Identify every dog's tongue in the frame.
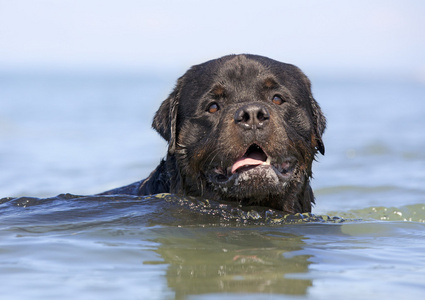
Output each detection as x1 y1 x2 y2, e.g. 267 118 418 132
231 158 264 173
231 152 267 174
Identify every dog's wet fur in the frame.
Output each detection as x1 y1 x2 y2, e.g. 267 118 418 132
103 54 326 213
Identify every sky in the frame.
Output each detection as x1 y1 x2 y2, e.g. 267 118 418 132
0 0 424 78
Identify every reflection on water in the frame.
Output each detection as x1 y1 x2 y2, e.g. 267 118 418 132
151 227 311 297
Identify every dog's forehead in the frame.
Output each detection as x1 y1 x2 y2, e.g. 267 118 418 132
180 55 308 98
181 56 273 101
218 56 266 81
207 55 277 88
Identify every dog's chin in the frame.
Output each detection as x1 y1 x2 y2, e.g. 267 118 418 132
206 162 296 202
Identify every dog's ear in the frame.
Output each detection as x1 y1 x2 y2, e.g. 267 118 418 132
310 95 326 155
152 80 182 155
301 74 326 155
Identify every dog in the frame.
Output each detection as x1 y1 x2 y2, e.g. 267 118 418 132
102 54 326 213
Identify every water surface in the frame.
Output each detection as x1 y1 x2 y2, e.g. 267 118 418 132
0 70 424 299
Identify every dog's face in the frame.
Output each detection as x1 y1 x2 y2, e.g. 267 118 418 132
153 54 326 213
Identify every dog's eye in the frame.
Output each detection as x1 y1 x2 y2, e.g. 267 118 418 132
207 103 220 113
272 95 284 105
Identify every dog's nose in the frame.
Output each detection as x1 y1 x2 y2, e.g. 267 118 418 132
234 103 270 129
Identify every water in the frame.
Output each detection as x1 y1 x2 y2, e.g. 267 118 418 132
0 70 424 299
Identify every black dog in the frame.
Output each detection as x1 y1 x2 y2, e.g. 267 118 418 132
103 54 326 213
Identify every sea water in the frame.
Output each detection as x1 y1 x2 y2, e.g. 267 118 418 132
0 69 424 299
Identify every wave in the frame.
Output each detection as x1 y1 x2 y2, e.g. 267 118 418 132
1 193 424 231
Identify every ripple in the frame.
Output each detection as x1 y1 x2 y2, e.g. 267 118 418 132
327 203 425 223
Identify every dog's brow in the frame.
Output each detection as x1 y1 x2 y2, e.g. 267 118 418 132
263 78 278 89
210 85 226 98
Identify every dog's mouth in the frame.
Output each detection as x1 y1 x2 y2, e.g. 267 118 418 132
210 144 296 185
231 144 270 173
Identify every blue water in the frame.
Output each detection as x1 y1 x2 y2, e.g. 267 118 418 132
0 70 425 299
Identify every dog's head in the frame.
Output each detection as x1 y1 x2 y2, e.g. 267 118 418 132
152 54 326 213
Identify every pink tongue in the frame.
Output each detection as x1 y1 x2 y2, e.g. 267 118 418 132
231 158 264 174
